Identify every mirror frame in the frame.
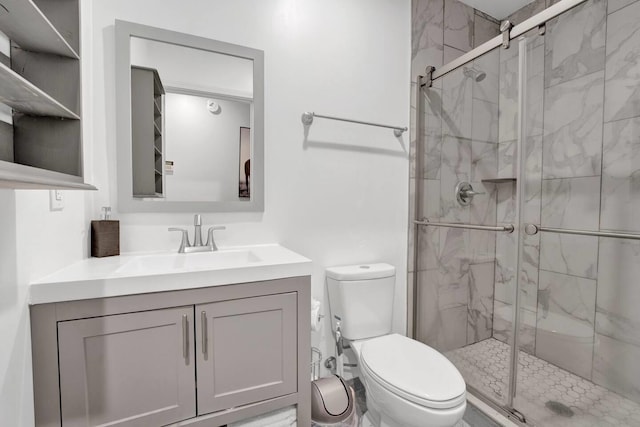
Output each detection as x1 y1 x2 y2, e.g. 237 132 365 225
115 20 264 212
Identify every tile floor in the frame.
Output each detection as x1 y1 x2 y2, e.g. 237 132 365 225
446 338 640 426
347 377 497 427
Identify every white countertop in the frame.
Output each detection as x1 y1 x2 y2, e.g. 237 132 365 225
29 244 312 305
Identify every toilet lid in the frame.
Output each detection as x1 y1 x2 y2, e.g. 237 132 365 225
360 334 466 409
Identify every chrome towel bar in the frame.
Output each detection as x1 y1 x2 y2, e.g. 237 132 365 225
525 225 640 240
301 111 407 136
414 219 514 233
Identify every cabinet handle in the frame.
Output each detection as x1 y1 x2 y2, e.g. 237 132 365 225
201 311 208 356
182 314 189 361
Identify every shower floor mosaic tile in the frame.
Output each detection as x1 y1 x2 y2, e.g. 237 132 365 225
446 338 640 427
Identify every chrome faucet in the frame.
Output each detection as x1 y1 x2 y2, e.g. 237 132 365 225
169 214 226 253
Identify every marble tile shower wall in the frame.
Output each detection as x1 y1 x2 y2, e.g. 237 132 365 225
410 0 501 352
410 0 640 404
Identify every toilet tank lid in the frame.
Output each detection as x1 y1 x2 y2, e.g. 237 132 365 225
326 263 395 281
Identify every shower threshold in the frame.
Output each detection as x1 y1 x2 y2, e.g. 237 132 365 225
446 338 640 426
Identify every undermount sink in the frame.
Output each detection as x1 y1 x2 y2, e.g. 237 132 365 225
116 249 262 275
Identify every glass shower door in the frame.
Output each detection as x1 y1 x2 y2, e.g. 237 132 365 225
512 8 640 423
414 39 522 412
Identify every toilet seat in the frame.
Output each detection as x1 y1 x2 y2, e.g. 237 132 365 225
359 334 466 410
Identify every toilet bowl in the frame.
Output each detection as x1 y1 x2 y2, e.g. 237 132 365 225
352 334 466 427
326 263 467 427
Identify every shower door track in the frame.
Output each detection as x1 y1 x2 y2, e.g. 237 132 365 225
420 0 588 84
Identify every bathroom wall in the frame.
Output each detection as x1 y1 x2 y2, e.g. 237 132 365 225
163 93 250 202
88 0 411 376
410 0 501 351
491 0 640 404
0 2 410 424
0 4 96 422
412 0 640 404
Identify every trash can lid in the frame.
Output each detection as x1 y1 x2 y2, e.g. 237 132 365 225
311 375 354 423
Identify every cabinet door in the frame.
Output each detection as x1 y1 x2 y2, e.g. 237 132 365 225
196 293 297 415
58 307 196 427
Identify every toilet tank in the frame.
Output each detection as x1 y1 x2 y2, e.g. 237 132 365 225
326 263 396 341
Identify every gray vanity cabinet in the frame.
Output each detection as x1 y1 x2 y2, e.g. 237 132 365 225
195 293 298 415
31 277 311 427
57 307 196 427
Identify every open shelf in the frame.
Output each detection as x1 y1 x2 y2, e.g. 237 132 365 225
0 61 80 119
0 160 95 190
0 0 79 59
0 0 90 190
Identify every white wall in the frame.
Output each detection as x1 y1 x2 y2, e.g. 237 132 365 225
0 2 410 424
164 93 250 202
0 1 95 423
91 0 411 375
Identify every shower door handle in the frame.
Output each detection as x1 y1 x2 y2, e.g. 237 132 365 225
524 224 539 235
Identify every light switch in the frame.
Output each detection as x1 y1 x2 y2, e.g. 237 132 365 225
50 190 64 211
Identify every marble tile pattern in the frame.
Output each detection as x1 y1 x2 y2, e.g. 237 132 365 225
448 338 640 427
411 0 444 78
601 116 640 232
498 53 519 144
604 0 640 123
467 261 494 344
444 45 466 65
491 301 537 354
540 232 599 279
444 0 475 53
442 67 473 139
497 141 516 179
541 176 601 231
440 136 471 222
410 0 640 417
608 0 639 14
525 44 545 138
523 135 543 225
596 238 640 348
542 71 604 179
469 181 496 226
536 270 596 378
473 49 500 104
471 142 497 181
421 82 444 180
508 0 547 25
408 177 416 273
411 0 504 354
473 13 499 48
472 99 498 143
543 0 606 88
593 333 640 403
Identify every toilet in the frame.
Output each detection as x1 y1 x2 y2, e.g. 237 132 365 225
326 263 466 427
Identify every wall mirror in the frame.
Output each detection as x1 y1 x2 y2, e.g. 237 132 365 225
115 20 264 212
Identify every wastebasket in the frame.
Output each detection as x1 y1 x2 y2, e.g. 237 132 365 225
311 375 357 427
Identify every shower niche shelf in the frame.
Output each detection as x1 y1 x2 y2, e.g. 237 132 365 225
0 0 95 190
481 177 516 183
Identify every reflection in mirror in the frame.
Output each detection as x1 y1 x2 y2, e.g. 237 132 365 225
129 37 253 202
163 91 250 201
115 20 264 212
